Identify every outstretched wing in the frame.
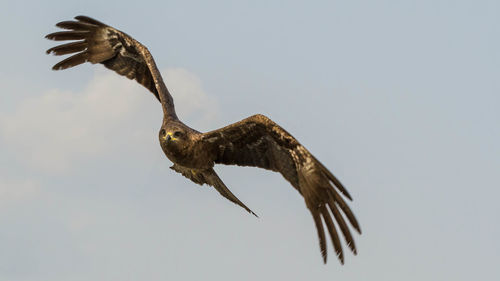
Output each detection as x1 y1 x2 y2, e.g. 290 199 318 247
46 16 177 118
170 164 257 217
201 114 361 264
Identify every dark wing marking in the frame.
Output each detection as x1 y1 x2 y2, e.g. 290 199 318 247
46 15 177 119
200 114 360 264
170 164 257 217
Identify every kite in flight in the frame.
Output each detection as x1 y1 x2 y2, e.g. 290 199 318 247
46 16 361 264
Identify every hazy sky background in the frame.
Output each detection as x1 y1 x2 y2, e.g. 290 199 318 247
1 1 499 280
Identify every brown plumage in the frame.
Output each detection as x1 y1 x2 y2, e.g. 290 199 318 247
46 16 361 264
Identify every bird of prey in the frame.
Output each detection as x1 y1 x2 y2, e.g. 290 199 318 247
46 16 361 264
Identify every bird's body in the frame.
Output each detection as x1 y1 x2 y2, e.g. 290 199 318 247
46 16 361 264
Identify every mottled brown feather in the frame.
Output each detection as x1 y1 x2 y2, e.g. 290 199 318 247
46 16 177 118
201 114 360 263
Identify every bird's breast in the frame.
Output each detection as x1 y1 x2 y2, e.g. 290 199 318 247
160 142 213 169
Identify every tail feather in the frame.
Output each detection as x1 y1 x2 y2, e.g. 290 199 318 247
170 164 257 217
207 169 258 217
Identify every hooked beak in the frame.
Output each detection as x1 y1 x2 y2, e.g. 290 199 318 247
163 132 175 141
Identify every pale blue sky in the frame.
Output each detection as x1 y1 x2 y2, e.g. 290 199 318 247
1 1 499 280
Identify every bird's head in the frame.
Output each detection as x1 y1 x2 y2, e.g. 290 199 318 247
159 125 189 151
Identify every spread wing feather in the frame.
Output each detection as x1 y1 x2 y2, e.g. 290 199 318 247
201 114 361 264
46 15 177 118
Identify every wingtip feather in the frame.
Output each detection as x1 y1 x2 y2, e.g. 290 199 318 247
320 205 344 264
74 15 106 26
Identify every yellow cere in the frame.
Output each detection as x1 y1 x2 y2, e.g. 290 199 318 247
163 131 178 141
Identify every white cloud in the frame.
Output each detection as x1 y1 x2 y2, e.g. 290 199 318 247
164 68 219 128
0 67 218 173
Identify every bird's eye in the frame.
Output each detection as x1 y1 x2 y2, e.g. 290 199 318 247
160 129 166 136
173 131 182 138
